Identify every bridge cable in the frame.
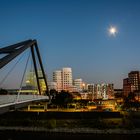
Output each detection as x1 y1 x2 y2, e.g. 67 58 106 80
0 53 25 87
15 51 31 103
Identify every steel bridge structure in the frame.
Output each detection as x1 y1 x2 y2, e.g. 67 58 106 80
0 40 50 114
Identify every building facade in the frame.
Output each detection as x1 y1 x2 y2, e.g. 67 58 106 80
87 83 114 100
128 71 140 91
123 78 131 97
123 71 140 97
73 78 83 92
62 68 73 91
53 70 62 92
53 67 73 92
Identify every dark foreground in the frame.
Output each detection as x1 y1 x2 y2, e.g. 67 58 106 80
0 111 140 139
0 130 140 140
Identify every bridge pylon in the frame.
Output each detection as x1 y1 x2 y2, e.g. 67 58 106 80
0 39 50 99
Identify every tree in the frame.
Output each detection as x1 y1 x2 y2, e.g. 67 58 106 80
51 90 73 108
0 88 8 95
49 89 58 99
123 92 140 110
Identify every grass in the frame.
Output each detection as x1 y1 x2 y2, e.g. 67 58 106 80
0 117 135 129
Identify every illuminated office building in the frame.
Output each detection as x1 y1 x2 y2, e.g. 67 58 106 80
62 68 73 91
123 71 140 97
73 78 83 91
53 70 62 92
53 67 73 92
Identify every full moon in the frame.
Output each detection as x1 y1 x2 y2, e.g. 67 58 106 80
108 26 118 36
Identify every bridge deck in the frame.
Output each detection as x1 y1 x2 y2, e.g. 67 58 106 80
0 95 49 114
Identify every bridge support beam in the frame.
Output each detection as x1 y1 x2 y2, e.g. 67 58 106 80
44 102 48 111
31 45 41 95
28 105 30 111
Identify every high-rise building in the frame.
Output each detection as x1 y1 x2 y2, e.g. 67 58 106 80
87 83 114 100
106 84 114 99
123 78 131 97
95 84 103 99
128 71 140 91
53 70 62 92
53 67 73 92
62 68 73 91
87 84 94 93
73 79 83 91
87 84 94 100
123 71 140 97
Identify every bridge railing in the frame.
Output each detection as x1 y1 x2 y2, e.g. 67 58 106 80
0 95 49 106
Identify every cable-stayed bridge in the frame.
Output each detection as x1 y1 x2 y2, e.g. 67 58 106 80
0 40 50 114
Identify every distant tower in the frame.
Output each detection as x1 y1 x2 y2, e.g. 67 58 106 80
106 84 114 99
53 70 62 92
128 71 140 91
62 68 73 91
123 78 131 97
95 84 102 99
93 83 114 99
123 71 140 97
74 79 83 92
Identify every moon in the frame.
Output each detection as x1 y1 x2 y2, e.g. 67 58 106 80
108 26 118 36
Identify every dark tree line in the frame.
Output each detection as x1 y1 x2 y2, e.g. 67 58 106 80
0 88 8 95
50 90 73 108
123 92 140 110
49 89 90 109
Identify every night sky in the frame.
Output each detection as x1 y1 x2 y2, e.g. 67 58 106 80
0 0 140 89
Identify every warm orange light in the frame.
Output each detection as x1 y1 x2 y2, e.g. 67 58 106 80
82 83 85 87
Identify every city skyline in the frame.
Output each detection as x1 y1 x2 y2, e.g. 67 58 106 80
1 0 140 89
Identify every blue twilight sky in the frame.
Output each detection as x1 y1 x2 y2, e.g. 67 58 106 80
0 0 140 89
